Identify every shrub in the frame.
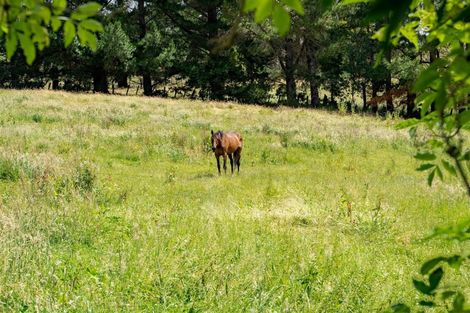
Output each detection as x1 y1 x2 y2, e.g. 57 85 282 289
31 113 43 123
0 157 20 181
73 162 96 192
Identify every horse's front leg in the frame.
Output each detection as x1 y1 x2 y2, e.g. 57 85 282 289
216 156 221 175
223 154 227 174
228 154 234 175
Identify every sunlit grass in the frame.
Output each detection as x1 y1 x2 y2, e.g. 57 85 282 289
0 89 468 312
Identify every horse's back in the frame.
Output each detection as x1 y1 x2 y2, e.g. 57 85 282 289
224 132 243 153
229 132 242 145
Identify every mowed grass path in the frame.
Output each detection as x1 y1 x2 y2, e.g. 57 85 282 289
0 90 468 312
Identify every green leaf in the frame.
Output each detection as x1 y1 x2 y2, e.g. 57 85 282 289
417 92 437 117
434 83 447 112
6 31 18 60
415 152 436 161
418 300 434 307
272 5 290 35
281 0 304 14
390 303 410 313
452 5 470 23
417 163 435 171
428 267 443 290
428 220 470 241
413 67 439 92
51 17 62 32
395 118 421 129
63 20 76 47
1 22 8 34
53 0 66 14
72 2 102 20
453 293 465 311
446 255 463 269
244 0 261 12
461 150 470 161
451 57 470 81
442 160 457 176
18 33 35 65
77 26 97 50
421 257 446 275
458 110 470 126
427 168 436 186
254 0 272 23
79 19 103 32
77 2 102 15
435 166 443 180
366 0 412 46
427 139 444 148
35 6 51 24
413 279 432 295
400 23 419 49
441 291 456 300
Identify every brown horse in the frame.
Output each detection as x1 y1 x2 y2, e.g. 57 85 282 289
211 130 243 175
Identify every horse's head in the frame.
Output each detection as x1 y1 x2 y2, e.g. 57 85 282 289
210 130 223 152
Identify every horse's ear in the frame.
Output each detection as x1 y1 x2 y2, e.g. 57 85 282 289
211 130 214 135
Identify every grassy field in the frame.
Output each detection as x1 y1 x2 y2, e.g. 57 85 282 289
0 89 468 312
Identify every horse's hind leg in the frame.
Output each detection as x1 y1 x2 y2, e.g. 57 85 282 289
228 154 234 175
235 149 241 173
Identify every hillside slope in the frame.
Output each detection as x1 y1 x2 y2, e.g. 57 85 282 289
0 90 468 312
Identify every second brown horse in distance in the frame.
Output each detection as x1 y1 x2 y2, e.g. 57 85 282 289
211 130 243 175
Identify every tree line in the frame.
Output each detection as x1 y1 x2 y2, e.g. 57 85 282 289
0 0 435 116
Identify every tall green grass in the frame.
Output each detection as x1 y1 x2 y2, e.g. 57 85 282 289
0 90 468 312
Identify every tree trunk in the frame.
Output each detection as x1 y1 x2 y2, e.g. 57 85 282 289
427 48 440 112
371 80 379 114
330 85 337 110
207 5 224 100
92 67 109 93
306 42 319 107
138 0 152 96
361 81 368 112
284 37 297 106
350 81 355 112
385 49 393 113
405 90 417 118
429 48 439 63
52 79 59 90
117 74 128 88
207 5 218 39
142 74 152 96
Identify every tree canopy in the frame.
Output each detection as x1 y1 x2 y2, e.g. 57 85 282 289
0 0 431 115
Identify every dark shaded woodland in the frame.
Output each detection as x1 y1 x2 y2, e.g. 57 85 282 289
0 0 433 116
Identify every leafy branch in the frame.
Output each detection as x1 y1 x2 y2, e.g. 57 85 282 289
0 0 103 64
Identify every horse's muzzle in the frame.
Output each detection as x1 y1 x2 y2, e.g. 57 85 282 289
212 147 216 152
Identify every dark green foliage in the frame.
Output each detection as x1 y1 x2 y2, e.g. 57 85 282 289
31 113 43 123
391 303 411 313
0 0 419 113
0 0 102 64
99 22 135 85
